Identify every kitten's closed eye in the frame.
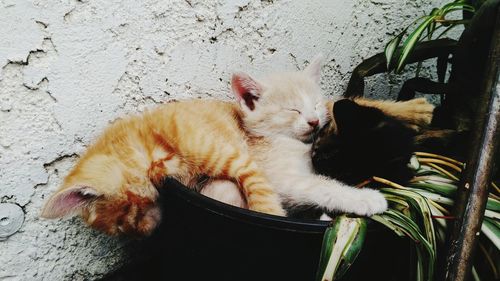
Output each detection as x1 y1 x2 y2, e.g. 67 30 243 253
286 108 301 114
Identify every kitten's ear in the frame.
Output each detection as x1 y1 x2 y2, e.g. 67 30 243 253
304 54 323 83
332 99 362 133
231 72 263 111
41 185 101 218
334 99 383 134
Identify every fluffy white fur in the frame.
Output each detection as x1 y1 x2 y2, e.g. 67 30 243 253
200 180 248 209
202 56 387 216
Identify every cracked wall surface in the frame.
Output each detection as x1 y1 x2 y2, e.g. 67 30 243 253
1 0 446 279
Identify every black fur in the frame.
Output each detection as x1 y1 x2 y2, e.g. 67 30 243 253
312 99 416 185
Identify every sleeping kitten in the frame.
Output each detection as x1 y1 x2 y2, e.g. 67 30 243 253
41 100 285 236
312 98 416 185
201 57 433 216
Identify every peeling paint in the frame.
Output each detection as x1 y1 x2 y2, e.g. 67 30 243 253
0 0 447 279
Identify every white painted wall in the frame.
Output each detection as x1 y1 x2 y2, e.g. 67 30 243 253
0 0 442 279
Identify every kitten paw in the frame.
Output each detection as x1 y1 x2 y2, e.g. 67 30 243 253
250 200 287 216
201 180 248 208
397 98 434 131
148 161 167 187
349 189 388 216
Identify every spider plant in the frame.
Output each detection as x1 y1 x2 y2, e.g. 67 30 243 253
317 152 500 281
384 0 482 73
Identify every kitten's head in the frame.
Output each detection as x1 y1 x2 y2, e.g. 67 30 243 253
231 55 328 142
312 99 415 184
41 155 161 237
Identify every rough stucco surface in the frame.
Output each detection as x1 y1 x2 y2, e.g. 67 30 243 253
1 0 447 279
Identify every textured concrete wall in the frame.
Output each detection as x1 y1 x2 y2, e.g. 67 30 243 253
1 0 443 279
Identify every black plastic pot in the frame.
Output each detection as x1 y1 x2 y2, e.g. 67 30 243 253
154 178 329 280
102 178 411 281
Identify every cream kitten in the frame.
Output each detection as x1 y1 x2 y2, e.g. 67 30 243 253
203 56 388 216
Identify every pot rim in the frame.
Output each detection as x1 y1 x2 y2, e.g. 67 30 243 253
160 178 331 234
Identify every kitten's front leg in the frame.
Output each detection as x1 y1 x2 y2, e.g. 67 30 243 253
280 174 387 216
148 159 168 186
148 153 187 187
353 98 434 131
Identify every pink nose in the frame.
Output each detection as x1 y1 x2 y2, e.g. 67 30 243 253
308 119 319 128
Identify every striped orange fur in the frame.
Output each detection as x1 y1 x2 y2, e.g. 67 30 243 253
41 99 285 236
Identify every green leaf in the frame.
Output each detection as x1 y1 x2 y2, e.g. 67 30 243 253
471 266 481 281
415 168 441 177
484 209 500 220
427 8 440 40
482 218 500 251
384 32 404 69
336 219 367 278
443 7 475 15
316 223 339 280
427 204 447 243
486 197 500 212
316 216 367 281
382 189 437 258
395 14 433 73
430 7 441 16
384 13 429 71
419 164 453 178
440 1 471 14
441 3 475 14
371 215 406 237
382 210 435 281
370 153 499 281
386 196 411 213
427 21 437 40
410 189 454 206
384 0 477 75
408 182 457 197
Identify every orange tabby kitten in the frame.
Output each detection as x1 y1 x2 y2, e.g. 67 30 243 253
41 100 285 236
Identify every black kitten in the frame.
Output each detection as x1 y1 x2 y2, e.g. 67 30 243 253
312 99 416 185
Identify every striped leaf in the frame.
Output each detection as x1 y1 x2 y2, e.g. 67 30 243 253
384 31 404 69
316 216 367 281
482 218 500 251
395 16 437 73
